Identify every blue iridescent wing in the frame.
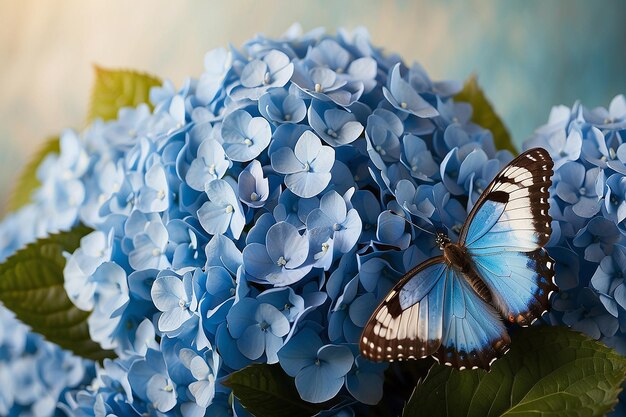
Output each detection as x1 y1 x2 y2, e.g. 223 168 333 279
360 257 510 369
360 257 447 362
460 148 558 326
434 267 510 370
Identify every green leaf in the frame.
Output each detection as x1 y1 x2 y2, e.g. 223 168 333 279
6 136 60 212
454 75 517 155
403 326 626 417
224 364 338 417
88 66 161 122
0 225 115 361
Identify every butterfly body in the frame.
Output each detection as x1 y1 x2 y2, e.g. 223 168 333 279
360 148 558 370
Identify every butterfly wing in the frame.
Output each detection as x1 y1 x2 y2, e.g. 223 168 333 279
360 257 510 369
435 267 510 370
360 257 447 361
460 147 558 326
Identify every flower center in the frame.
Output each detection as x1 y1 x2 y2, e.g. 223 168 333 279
579 187 587 196
277 256 287 266
284 114 292 121
326 128 338 138
225 204 234 214
250 192 259 201
263 72 271 85
401 102 408 109
333 223 342 231
243 138 253 146
321 242 330 252
179 299 188 309
163 384 174 393
208 163 216 175
314 83 323 93
303 162 311 171
260 321 270 331
610 148 617 160
151 248 161 257
157 189 166 200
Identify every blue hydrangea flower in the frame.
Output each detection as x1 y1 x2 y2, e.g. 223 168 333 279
238 160 270 208
221 110 272 162
151 271 196 334
345 355 387 405
226 297 290 363
179 348 220 408
198 179 246 239
306 190 362 254
271 130 335 198
128 348 178 413
278 327 354 403
186 136 231 192
382 63 438 118
230 50 294 101
555 161 603 218
308 100 364 147
243 221 312 286
572 217 621 262
591 245 626 317
258 87 307 125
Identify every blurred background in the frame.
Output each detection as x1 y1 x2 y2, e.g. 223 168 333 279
0 0 624 212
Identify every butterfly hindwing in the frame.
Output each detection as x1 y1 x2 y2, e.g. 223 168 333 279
435 268 510 370
360 257 447 362
461 148 557 326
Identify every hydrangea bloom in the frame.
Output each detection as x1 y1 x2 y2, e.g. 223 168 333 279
1 23 624 416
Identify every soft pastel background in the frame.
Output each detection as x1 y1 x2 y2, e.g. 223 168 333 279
1 0 624 212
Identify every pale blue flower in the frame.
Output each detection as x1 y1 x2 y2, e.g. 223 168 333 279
64 230 115 311
196 48 232 106
152 271 196 334
128 217 171 271
179 348 220 408
221 110 272 162
306 190 362 254
226 298 290 363
243 221 312 286
238 160 270 208
555 161 603 218
230 50 294 101
186 138 231 192
271 130 335 198
308 100 364 147
136 161 171 213
258 87 307 125
128 348 177 413
573 217 621 262
198 179 246 239
383 63 438 118
278 327 354 403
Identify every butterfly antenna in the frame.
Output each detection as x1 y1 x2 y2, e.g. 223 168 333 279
389 210 437 236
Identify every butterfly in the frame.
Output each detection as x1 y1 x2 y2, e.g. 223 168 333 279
360 147 558 370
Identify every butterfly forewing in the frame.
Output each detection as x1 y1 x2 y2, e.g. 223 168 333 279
461 148 557 326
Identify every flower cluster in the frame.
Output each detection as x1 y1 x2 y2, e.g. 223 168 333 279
525 95 626 354
0 306 90 417
0 24 525 415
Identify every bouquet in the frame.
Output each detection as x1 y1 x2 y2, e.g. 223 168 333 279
0 24 625 417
